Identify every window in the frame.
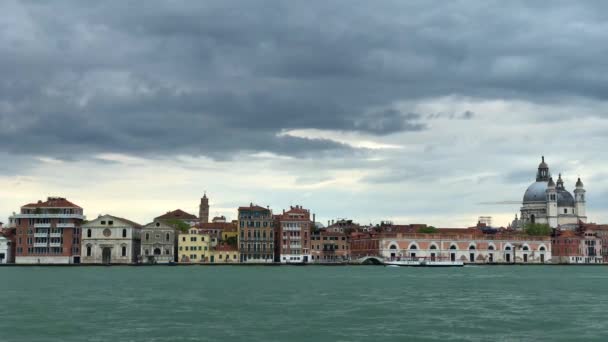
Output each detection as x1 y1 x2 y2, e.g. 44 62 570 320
109 221 114 225
121 246 127 257
166 233 170 241
87 229 91 238
86 245 92 257
101 221 106 225
564 208 568 214
122 229 127 238
145 233 150 241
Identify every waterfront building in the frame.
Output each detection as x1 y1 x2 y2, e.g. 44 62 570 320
310 229 350 263
178 228 211 263
379 231 551 264
350 232 381 260
210 244 239 263
8 197 85 264
81 215 142 264
0 235 11 264
551 228 603 264
141 221 176 264
275 205 312 263
238 204 274 263
155 209 199 226
514 157 587 229
580 223 608 262
198 219 237 244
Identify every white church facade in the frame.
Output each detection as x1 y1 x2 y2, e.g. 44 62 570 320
514 157 586 230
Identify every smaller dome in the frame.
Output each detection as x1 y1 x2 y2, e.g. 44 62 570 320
538 156 548 169
557 190 575 207
576 177 584 188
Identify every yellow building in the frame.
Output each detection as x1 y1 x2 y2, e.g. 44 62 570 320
210 244 239 264
178 229 211 263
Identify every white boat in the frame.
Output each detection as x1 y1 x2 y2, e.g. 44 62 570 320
384 258 464 267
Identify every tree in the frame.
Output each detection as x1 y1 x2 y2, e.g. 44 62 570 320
225 236 238 247
525 223 552 236
165 219 190 233
417 226 438 234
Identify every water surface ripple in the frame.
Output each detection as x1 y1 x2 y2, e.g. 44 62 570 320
0 266 607 341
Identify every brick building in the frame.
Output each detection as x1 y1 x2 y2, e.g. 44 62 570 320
9 197 85 264
238 204 274 263
275 205 312 263
310 230 350 263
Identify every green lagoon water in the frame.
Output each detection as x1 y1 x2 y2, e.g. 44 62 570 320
0 266 607 342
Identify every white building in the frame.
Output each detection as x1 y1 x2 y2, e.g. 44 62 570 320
81 215 142 264
141 221 176 264
514 157 587 230
0 235 11 264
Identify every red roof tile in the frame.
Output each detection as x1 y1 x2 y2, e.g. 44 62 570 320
155 209 198 220
22 197 81 209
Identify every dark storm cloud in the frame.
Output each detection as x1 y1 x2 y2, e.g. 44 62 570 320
2 0 608 159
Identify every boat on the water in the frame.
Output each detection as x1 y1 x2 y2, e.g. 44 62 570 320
384 257 464 267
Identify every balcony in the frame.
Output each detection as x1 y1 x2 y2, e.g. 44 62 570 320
10 213 86 220
33 242 48 248
50 233 62 238
34 223 51 228
49 242 62 247
34 233 49 238
57 223 75 228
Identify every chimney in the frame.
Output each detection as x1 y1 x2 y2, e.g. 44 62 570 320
313 213 316 224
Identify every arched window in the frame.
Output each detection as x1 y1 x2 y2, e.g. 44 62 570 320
145 233 149 241
430 245 437 250
450 245 457 250
389 245 397 250
86 245 92 257
488 245 495 250
87 229 91 238
540 246 546 251
505 246 512 251
165 233 170 241
523 246 529 251
409 245 418 250
469 245 476 250
121 246 127 257
122 229 127 238
144 249 149 256
154 248 161 256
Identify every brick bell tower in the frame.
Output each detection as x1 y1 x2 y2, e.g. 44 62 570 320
199 193 209 224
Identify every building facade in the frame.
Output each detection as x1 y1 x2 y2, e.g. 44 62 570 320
178 228 211 263
210 244 239 264
238 204 274 263
310 230 351 263
141 221 176 264
9 197 85 264
81 215 142 264
276 205 312 263
0 235 11 264
515 157 587 230
552 229 603 264
380 233 551 264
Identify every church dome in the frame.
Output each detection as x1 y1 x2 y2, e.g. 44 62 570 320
557 189 575 207
523 181 548 203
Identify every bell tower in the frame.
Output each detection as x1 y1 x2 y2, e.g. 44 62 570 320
574 178 587 223
546 177 558 228
199 193 209 224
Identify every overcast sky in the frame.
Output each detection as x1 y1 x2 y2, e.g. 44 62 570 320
2 0 608 227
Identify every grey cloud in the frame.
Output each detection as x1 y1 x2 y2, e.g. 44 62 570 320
2 1 608 160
